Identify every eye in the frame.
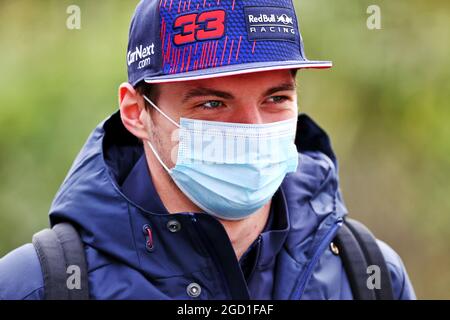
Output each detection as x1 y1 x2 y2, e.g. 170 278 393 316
267 96 289 104
198 100 224 110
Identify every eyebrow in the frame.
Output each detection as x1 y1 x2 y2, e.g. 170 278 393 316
182 88 234 103
181 82 296 103
263 83 296 97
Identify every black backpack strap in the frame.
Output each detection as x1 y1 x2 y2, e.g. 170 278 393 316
32 222 89 300
334 220 376 300
344 218 394 300
334 218 394 300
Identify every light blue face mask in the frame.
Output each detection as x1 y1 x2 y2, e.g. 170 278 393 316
143 95 299 220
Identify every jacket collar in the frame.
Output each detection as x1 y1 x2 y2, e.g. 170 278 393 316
120 153 167 215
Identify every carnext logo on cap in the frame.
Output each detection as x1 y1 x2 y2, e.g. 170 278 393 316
127 43 155 69
244 7 297 42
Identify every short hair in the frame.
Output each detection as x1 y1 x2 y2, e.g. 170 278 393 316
134 81 159 111
291 68 298 78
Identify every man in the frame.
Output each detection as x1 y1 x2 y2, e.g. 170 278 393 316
0 0 415 299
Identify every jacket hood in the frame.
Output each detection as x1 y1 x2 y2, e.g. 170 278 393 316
48 110 348 298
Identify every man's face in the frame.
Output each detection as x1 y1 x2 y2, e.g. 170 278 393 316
146 69 298 168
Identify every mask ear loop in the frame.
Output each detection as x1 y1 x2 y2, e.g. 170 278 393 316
143 95 180 174
143 95 180 128
146 140 172 173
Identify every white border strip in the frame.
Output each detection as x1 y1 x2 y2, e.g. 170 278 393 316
144 62 332 84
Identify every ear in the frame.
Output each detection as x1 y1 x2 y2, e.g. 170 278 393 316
118 82 151 141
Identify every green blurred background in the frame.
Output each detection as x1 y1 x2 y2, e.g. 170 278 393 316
0 0 449 298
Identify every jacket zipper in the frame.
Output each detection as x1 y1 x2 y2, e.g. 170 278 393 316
291 220 342 300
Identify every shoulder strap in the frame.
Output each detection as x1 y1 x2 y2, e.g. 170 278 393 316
32 223 89 300
344 218 394 300
334 218 394 300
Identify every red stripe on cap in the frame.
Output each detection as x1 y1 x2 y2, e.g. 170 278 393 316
207 42 212 68
235 36 242 61
220 36 228 66
203 42 208 68
171 47 176 70
175 49 181 73
180 47 187 72
161 20 167 64
212 40 219 66
207 42 214 67
166 37 172 63
186 45 193 72
209 41 215 67
203 43 209 68
227 39 235 65
200 43 206 69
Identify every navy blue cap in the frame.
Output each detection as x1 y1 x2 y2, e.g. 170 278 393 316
127 0 332 86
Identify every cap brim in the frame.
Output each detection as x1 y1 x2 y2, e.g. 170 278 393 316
144 60 332 84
